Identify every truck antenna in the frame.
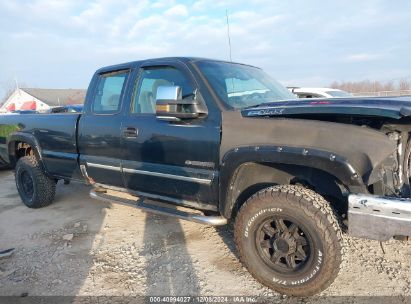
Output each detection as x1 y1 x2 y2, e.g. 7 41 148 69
225 9 233 62
225 9 235 93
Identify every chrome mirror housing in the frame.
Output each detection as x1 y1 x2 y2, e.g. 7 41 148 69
155 86 206 121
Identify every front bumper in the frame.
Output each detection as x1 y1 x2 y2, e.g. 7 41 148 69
348 194 411 241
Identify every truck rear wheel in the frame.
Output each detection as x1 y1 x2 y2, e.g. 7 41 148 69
15 156 56 208
234 185 343 296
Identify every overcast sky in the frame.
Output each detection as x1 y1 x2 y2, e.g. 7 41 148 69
1 0 410 99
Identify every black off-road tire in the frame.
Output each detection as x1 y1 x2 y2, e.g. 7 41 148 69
234 185 343 297
15 156 56 208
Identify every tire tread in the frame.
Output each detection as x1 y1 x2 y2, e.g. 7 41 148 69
15 156 56 208
234 185 344 296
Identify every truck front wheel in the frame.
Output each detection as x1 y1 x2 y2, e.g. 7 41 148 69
15 156 56 208
234 185 343 296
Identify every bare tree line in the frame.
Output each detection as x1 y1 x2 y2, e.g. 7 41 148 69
330 79 411 95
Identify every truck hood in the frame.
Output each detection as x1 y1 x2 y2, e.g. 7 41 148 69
241 96 411 119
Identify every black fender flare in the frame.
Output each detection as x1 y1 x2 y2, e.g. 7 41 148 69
7 132 49 175
219 145 367 218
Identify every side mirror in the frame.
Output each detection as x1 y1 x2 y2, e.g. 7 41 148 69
155 86 206 121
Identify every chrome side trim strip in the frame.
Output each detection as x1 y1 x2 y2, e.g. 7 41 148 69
86 162 212 185
122 168 212 185
86 162 122 172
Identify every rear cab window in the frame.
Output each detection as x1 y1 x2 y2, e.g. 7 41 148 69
92 70 130 114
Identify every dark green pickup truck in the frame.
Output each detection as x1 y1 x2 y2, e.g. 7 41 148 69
1 57 411 296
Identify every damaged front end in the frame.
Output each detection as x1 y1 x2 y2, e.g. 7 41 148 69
349 126 411 241
241 97 411 241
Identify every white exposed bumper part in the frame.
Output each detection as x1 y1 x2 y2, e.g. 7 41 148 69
348 194 411 241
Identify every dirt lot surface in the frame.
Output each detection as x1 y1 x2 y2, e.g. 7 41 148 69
1 169 411 302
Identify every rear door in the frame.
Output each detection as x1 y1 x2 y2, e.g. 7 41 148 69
78 68 132 187
120 62 221 209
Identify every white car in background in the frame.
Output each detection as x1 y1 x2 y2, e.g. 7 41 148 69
288 87 352 98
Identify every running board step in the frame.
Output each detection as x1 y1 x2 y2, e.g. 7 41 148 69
90 189 227 226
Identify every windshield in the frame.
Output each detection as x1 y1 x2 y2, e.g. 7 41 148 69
196 61 295 109
326 90 352 97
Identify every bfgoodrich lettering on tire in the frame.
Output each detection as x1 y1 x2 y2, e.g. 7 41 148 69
234 185 343 296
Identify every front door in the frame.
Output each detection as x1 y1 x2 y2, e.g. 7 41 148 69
121 63 220 209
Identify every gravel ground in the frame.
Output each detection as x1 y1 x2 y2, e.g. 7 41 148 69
1 169 411 303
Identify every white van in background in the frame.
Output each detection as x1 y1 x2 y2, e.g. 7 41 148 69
288 87 352 98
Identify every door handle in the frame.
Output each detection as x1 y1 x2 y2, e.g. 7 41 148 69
123 127 138 138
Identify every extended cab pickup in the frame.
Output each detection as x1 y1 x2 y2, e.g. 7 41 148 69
1 57 411 296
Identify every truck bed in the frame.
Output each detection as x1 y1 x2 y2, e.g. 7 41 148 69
0 113 82 178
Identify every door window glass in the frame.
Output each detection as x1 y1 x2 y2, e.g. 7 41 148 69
93 70 129 114
131 67 194 114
